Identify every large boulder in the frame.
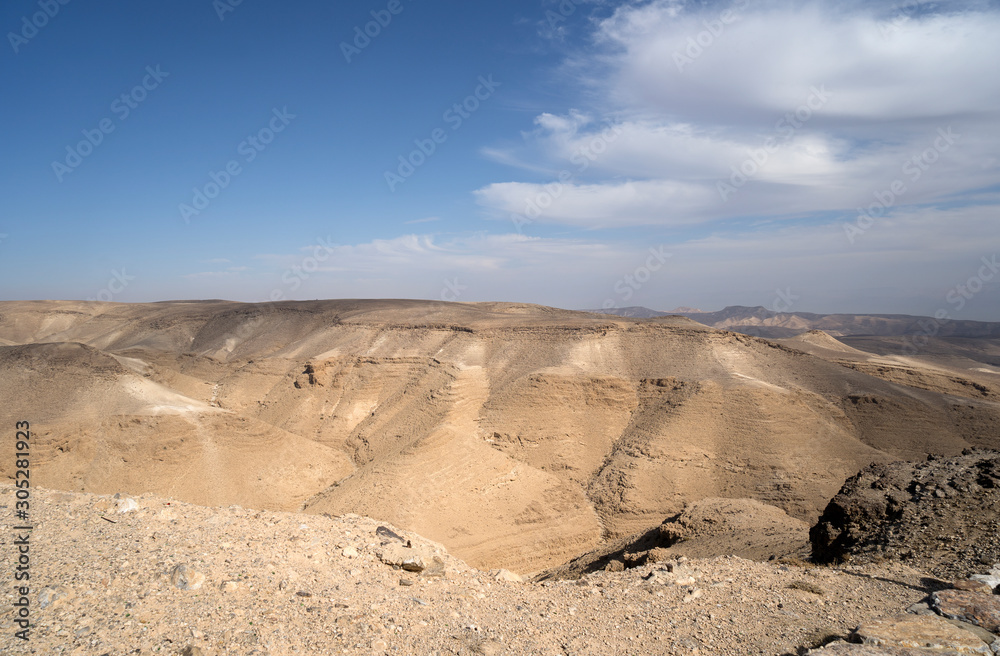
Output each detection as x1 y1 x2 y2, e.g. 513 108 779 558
810 449 1000 578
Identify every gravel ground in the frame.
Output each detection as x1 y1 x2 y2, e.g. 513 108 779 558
0 485 937 656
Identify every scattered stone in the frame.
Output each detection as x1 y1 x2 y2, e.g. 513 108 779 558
491 569 522 583
789 579 826 595
169 565 205 591
295 591 312 597
475 639 504 655
539 498 809 580
907 601 936 616
114 497 139 513
37 585 74 610
931 590 1000 633
810 642 965 654
969 568 1000 593
378 542 429 572
376 526 407 544
641 565 699 587
420 557 446 579
180 647 204 656
341 545 358 558
851 613 992 654
10 483 990 656
682 588 702 603
642 568 671 585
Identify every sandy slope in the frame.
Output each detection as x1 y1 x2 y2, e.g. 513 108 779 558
1 300 999 573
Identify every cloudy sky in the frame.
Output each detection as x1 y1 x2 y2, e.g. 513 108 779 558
1 0 998 319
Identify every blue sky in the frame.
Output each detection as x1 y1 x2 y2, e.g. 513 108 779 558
1 0 999 320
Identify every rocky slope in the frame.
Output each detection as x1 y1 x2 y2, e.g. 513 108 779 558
3 484 992 656
810 449 1000 579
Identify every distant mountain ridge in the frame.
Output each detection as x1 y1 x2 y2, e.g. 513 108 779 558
582 306 672 319
585 305 1000 339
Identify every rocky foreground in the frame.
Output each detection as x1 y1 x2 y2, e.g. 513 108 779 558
811 449 1000 579
3 486 1000 655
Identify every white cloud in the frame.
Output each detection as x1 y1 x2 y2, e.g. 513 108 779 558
476 179 718 227
475 0 1000 230
596 1 1000 122
307 233 621 274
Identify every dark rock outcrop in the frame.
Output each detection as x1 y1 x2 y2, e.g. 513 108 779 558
810 449 1000 578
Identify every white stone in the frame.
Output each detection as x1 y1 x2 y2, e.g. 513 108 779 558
970 574 1000 590
115 498 139 513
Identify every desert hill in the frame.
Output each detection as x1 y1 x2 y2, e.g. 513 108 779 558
2 300 1000 574
581 306 673 319
589 305 1000 341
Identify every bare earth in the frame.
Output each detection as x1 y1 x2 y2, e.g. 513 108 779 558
0 485 935 656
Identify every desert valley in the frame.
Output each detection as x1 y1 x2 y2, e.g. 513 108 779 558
2 299 1000 655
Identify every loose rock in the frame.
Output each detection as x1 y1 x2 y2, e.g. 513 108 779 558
954 580 997 595
114 497 139 513
852 613 992 654
170 565 206 591
378 542 430 572
931 590 1000 633
491 569 522 583
810 450 1000 579
970 567 1000 593
37 585 74 609
810 643 968 654
376 525 407 544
